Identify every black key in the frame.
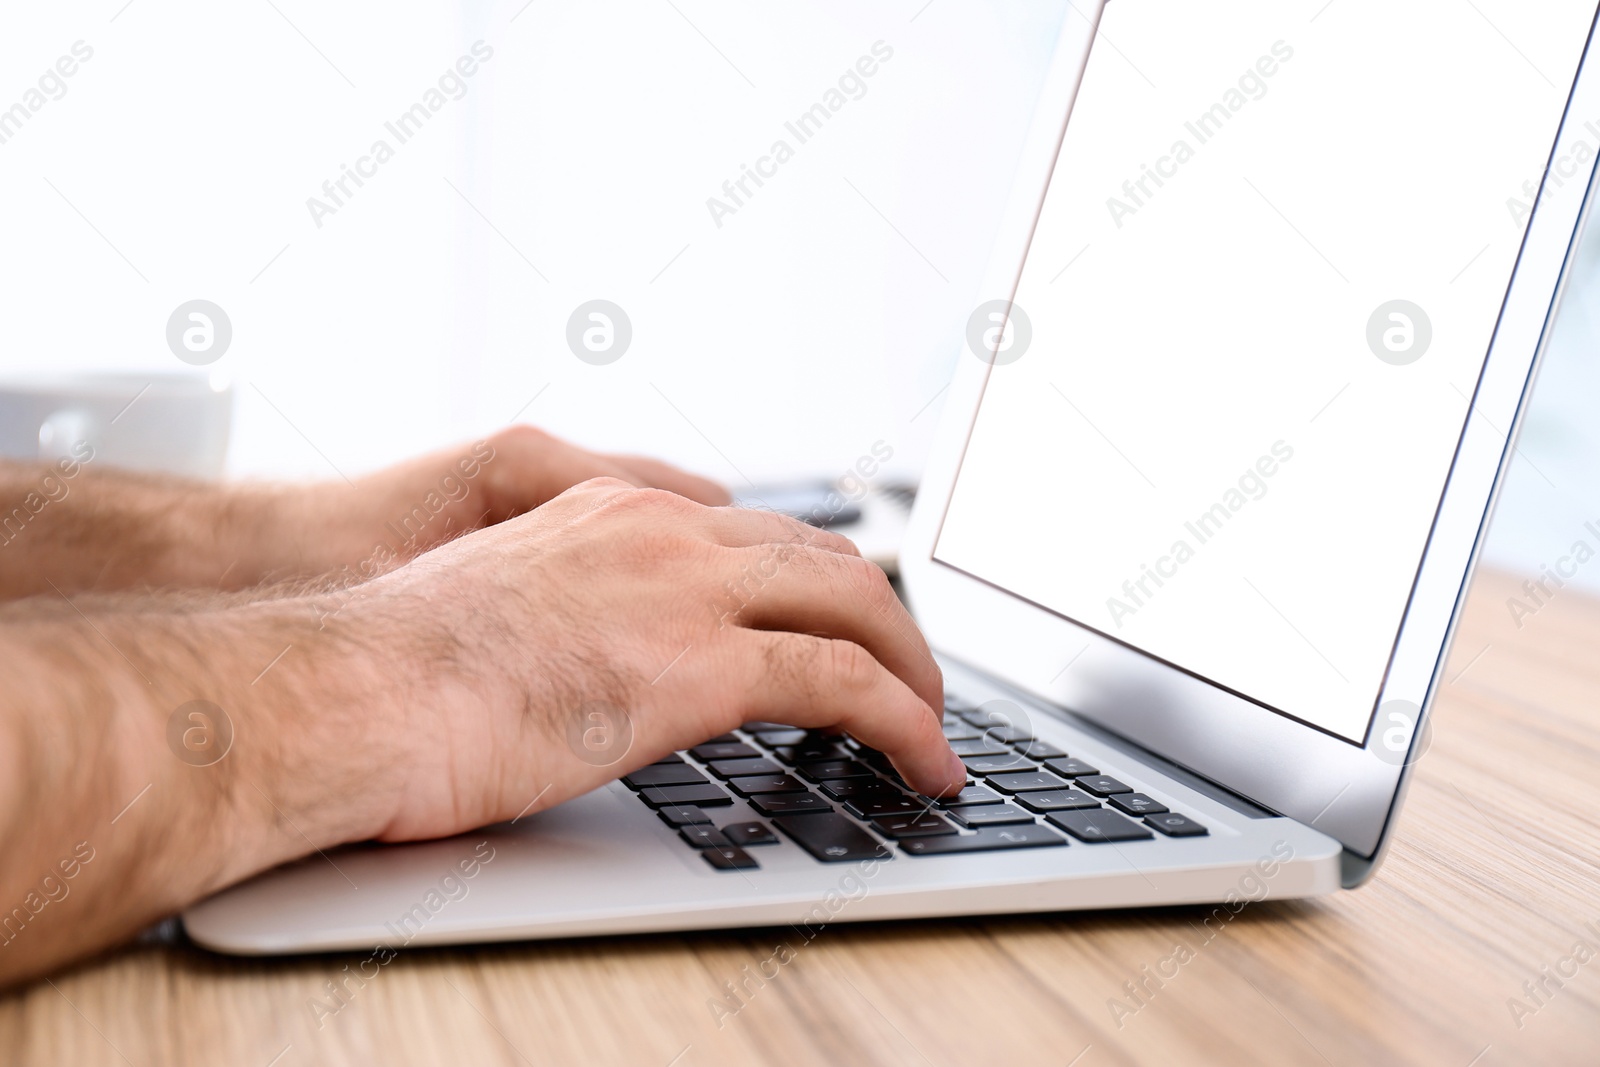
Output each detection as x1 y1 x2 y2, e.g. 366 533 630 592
976 725 1034 744
750 793 832 816
772 813 891 862
701 733 740 745
622 764 709 790
741 721 797 733
690 742 759 762
1075 775 1133 797
772 742 851 765
1047 809 1153 842
951 804 1037 828
935 785 1005 808
985 771 1070 795
819 779 902 802
851 755 920 790
679 826 731 849
702 845 759 870
752 729 808 748
797 759 875 782
651 753 686 765
870 812 958 838
942 723 980 741
1043 758 1100 778
844 796 927 820
707 757 783 779
720 821 778 847
963 755 1038 776
900 824 1066 855
657 805 712 827
1108 793 1168 816
1012 741 1067 760
854 749 898 774
1016 789 1100 813
727 774 808 797
638 784 733 808
948 737 1011 757
1146 812 1208 837
957 708 1032 739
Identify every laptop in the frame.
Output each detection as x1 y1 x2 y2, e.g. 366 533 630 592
184 0 1600 954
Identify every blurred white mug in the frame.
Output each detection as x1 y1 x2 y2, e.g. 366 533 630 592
0 372 233 481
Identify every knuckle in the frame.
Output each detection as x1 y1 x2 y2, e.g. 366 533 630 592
821 531 862 556
573 475 640 498
834 552 893 602
493 423 552 450
604 484 697 514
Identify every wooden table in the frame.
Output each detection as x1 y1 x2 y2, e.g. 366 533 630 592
4 568 1598 1066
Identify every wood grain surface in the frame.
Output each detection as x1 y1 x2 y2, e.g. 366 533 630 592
3 567 1597 1067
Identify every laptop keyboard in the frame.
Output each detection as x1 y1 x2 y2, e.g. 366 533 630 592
622 701 1209 871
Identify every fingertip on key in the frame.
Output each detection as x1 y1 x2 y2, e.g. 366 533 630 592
943 748 969 795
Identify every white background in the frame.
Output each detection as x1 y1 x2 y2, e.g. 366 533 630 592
0 0 1066 485
936 0 1595 739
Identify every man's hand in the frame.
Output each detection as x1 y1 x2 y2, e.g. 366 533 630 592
0 425 729 600
334 477 965 841
280 426 733 584
0 472 961 990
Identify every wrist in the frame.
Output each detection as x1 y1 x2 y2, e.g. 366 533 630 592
234 594 413 853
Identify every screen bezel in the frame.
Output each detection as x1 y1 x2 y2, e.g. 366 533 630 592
899 0 1600 863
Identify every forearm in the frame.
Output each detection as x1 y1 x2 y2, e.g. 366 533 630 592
0 590 405 988
0 460 353 599
0 439 509 602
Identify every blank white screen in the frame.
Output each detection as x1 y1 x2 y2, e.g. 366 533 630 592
936 0 1594 741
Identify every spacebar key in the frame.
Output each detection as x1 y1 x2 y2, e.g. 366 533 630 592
771 813 891 862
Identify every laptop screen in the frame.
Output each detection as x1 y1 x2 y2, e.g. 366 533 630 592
935 0 1595 743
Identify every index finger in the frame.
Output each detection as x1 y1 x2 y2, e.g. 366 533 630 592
735 630 965 797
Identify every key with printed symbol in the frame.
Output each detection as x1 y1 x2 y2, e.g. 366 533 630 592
1016 789 1100 813
679 826 731 849
656 805 711 827
1047 809 1153 842
772 813 890 862
935 786 1005 808
963 755 1038 776
707 757 784 779
900 824 1066 855
702 845 759 870
844 796 926 820
950 804 1036 828
726 774 808 797
1146 812 1207 837
796 759 875 782
1108 793 1168 816
870 812 958 838
819 779 902 802
720 821 778 847
690 742 759 762
986 771 1070 794
1074 775 1133 797
750 793 831 816
1043 758 1100 778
